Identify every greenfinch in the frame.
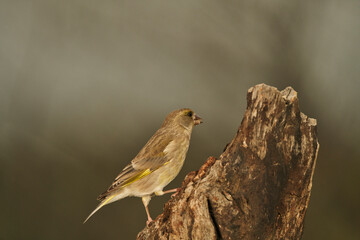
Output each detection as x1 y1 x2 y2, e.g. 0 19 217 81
84 108 202 224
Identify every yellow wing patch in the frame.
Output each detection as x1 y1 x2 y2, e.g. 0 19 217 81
121 168 152 188
120 160 171 188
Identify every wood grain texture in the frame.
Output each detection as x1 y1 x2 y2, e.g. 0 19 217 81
137 84 319 240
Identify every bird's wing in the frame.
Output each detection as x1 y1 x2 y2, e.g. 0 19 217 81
97 131 174 201
131 129 175 170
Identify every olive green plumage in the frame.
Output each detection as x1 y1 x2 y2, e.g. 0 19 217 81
84 108 202 224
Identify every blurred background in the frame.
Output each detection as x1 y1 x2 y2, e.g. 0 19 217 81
1 0 359 239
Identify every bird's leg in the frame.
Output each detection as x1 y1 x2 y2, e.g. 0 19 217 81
162 188 180 195
141 196 152 225
155 188 180 197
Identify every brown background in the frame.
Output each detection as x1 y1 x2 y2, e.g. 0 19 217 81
1 1 359 239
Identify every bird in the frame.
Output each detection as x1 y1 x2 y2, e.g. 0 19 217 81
84 108 203 224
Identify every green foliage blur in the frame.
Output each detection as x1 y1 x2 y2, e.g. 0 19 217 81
1 1 359 239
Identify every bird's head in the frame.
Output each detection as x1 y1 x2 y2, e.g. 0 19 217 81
162 108 203 131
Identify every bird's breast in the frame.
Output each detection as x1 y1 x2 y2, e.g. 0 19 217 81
157 137 190 187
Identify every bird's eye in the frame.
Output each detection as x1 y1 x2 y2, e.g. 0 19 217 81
187 111 193 117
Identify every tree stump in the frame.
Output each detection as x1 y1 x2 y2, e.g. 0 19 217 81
137 84 319 240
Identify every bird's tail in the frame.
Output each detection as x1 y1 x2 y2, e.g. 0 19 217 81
83 195 115 223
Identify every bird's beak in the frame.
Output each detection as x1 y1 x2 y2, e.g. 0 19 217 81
193 114 203 126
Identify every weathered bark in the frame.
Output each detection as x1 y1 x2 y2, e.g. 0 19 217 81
137 84 319 240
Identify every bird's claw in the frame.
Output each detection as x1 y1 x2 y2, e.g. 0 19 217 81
146 217 153 226
171 188 181 198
